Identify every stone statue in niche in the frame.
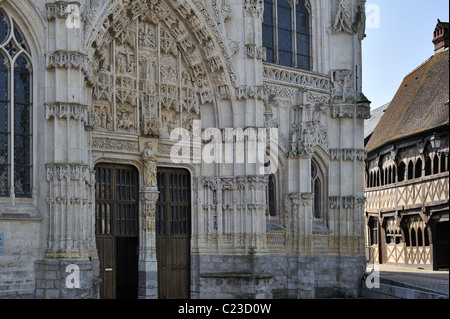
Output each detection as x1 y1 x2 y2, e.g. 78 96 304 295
94 105 113 131
142 142 158 188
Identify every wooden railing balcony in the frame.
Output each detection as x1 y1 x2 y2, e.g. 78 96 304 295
365 172 449 213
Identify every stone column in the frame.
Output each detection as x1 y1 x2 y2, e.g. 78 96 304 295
138 141 159 299
35 1 99 299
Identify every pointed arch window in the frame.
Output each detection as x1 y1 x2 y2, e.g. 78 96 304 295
267 174 277 217
311 161 322 219
0 10 32 198
263 0 311 70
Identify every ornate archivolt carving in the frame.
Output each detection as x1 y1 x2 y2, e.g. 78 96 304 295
85 0 238 84
84 0 241 139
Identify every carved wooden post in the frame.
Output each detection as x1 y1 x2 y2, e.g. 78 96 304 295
138 141 159 299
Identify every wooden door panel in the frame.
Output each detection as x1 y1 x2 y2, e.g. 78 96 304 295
96 236 115 299
156 168 191 299
95 164 139 299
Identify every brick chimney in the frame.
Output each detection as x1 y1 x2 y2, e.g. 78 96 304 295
433 19 449 53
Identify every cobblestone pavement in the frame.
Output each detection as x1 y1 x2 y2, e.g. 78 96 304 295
374 264 449 295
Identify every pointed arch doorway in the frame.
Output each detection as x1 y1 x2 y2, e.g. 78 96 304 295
95 164 139 299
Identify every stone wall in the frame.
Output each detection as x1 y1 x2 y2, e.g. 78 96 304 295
0 218 40 299
192 253 366 299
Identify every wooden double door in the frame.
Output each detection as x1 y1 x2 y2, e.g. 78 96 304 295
95 165 191 299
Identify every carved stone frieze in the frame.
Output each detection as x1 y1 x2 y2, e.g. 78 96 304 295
46 50 93 84
331 104 371 119
46 1 81 21
246 44 266 60
330 149 367 161
46 163 95 185
236 85 265 100
45 102 89 122
92 137 140 153
329 196 366 209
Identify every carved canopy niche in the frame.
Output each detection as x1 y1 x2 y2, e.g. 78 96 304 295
87 0 234 139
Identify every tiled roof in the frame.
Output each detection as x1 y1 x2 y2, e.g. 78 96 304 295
365 49 449 152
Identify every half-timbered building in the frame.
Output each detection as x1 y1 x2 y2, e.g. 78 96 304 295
365 20 449 271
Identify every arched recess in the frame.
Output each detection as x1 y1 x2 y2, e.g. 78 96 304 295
312 146 329 223
83 0 238 137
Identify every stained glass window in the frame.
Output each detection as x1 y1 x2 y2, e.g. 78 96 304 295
0 53 8 196
263 0 274 63
0 9 32 198
262 0 311 70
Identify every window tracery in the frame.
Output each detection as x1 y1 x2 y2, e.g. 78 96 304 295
263 0 311 70
0 9 32 198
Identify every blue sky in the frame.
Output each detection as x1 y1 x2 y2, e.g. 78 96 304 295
362 0 450 109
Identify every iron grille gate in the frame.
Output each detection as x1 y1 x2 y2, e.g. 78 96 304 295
156 168 191 299
95 164 139 299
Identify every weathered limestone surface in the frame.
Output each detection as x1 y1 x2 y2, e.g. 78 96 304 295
0 0 369 299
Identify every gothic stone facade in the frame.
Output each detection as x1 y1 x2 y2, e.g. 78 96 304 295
0 0 369 299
